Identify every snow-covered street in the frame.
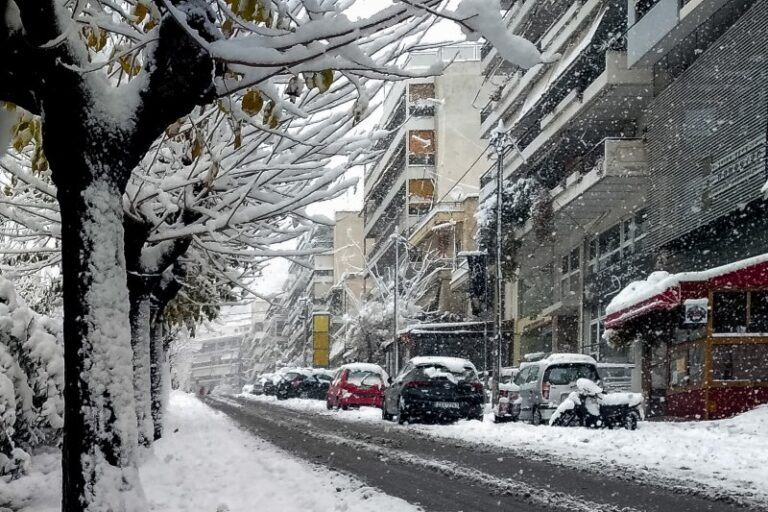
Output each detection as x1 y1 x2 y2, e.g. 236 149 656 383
235 393 768 506
1 392 420 512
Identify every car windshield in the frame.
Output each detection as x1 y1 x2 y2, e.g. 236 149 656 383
315 374 332 382
544 364 599 385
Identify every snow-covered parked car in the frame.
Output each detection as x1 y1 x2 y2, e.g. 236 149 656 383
382 356 484 424
326 363 389 410
514 353 600 425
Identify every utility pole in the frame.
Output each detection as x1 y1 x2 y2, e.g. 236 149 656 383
392 233 400 376
489 122 513 404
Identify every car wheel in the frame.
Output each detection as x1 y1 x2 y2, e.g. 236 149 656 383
341 403 349 411
397 397 409 425
624 411 639 431
531 407 543 426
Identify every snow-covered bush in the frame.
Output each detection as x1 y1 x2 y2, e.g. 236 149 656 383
0 276 63 480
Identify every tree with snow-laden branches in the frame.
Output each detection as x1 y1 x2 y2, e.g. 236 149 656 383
0 0 544 509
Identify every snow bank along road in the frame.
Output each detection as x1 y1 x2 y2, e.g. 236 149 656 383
207 396 763 512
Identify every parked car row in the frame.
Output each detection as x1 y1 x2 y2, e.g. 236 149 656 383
241 353 642 429
242 367 334 400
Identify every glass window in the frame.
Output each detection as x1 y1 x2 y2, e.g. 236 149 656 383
570 248 580 270
713 292 748 333
749 292 768 333
712 344 768 381
543 364 599 385
527 365 540 383
514 367 530 385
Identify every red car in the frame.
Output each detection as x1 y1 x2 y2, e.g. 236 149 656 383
326 363 389 410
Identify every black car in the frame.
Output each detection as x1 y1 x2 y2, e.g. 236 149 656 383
276 369 332 400
275 370 313 400
306 370 333 400
382 357 484 424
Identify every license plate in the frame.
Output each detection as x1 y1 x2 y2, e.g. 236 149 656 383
435 401 460 409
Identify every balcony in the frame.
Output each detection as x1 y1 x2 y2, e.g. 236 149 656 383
517 138 649 246
407 201 466 246
481 52 653 200
627 0 734 68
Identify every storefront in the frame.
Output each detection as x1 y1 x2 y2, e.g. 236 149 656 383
604 254 768 420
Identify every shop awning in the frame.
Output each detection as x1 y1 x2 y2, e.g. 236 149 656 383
604 253 768 329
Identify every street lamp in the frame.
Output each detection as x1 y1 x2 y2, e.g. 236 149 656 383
488 121 514 404
389 232 413 376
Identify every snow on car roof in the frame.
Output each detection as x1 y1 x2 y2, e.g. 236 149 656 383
410 356 477 373
341 362 389 382
536 353 597 365
341 362 385 373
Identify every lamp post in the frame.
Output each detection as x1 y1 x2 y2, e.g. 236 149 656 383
390 233 402 376
489 122 514 404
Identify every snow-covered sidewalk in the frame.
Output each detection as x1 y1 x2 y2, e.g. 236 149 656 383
238 393 768 504
2 392 421 512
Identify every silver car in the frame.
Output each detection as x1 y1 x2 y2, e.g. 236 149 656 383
514 354 600 425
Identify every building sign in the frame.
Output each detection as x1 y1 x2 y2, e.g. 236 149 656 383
683 298 708 324
312 313 330 367
707 136 767 198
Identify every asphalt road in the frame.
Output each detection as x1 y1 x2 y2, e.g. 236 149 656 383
206 397 763 512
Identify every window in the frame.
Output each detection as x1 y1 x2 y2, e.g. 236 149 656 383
588 210 648 274
749 292 768 333
408 130 435 165
544 364 599 385
408 83 435 116
514 366 530 385
560 247 581 297
669 344 704 388
598 224 621 267
712 344 768 381
713 291 749 334
408 178 434 202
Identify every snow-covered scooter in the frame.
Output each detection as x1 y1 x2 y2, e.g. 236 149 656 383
493 382 522 423
549 378 643 430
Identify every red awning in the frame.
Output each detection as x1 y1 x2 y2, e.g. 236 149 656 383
604 254 768 330
604 286 680 329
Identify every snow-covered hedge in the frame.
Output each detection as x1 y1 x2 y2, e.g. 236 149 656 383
0 276 63 481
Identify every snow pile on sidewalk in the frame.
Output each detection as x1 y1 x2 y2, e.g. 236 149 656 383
3 392 421 512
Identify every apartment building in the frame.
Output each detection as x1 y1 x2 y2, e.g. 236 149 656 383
240 298 269 383
252 224 334 369
477 0 651 365
475 0 768 418
325 211 366 365
603 0 768 418
189 333 244 393
363 43 486 295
